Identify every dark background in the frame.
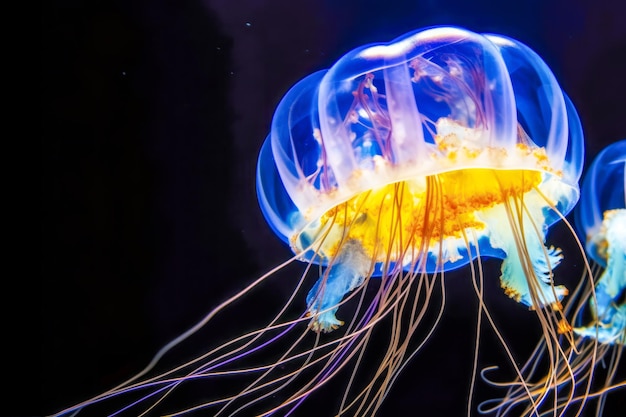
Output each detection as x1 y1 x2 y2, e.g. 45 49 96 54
40 0 626 416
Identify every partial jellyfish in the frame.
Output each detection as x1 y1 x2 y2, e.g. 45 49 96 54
481 140 624 417
52 26 584 417
575 140 626 346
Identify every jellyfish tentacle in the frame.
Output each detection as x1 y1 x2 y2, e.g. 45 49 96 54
481 140 626 417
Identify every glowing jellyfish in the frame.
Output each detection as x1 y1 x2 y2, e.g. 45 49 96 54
575 139 626 345
53 26 584 417
480 140 624 417
571 139 626 415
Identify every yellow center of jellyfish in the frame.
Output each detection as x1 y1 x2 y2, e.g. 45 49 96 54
315 168 542 263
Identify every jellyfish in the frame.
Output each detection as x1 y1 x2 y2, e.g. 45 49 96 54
574 140 626 346
52 26 584 417
572 139 626 415
480 140 624 417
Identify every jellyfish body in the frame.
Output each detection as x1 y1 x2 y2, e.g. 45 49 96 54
257 26 583 332
54 26 584 417
575 140 626 345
